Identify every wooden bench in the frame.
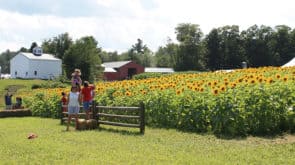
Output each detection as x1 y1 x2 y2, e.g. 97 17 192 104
95 102 145 134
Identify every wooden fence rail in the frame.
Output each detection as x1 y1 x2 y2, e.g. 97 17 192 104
61 102 145 134
95 102 145 134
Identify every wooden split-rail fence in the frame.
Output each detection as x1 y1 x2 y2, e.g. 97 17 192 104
61 102 145 134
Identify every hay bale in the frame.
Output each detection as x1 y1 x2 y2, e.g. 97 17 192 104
86 119 98 129
0 109 32 118
76 119 87 130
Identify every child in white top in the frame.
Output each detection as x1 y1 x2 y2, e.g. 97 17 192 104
66 86 81 131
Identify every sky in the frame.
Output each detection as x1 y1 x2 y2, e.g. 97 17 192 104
1 0 295 53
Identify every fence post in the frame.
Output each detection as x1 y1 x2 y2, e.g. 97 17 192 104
60 103 64 125
96 105 100 128
139 102 145 134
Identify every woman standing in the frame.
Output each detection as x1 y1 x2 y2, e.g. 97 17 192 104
66 86 81 131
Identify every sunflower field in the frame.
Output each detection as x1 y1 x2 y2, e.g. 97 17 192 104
22 66 295 136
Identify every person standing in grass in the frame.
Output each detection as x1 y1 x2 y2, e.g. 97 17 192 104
61 92 67 112
66 86 81 131
81 81 92 120
4 92 13 110
89 84 95 108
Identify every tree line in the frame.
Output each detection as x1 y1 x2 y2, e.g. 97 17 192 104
1 24 295 80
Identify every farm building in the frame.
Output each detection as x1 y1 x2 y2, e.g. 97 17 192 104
102 61 144 81
10 47 62 79
145 67 174 73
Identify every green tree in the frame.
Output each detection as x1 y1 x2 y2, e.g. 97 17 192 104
42 33 73 60
108 51 119 62
127 39 153 67
0 50 16 73
99 51 119 63
29 42 38 52
205 28 222 70
241 25 274 67
118 51 130 61
290 28 295 59
19 47 28 52
217 25 245 69
175 23 205 71
98 51 109 62
273 25 294 65
132 38 146 54
155 38 178 67
63 36 101 82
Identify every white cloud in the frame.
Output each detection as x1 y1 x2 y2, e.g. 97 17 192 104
1 0 295 53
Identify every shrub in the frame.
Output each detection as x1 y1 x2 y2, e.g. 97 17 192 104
31 84 42 89
133 72 163 80
24 92 61 118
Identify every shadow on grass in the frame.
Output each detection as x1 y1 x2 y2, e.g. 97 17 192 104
95 126 144 136
147 124 295 141
59 122 144 136
208 131 295 141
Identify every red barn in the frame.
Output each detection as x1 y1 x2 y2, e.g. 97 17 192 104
102 61 144 81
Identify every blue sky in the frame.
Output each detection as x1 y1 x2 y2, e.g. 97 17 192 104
0 0 295 53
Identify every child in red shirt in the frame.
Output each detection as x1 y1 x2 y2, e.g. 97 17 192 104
61 92 67 112
81 81 92 120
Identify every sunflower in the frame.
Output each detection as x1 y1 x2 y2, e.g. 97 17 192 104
250 79 256 84
141 90 147 95
199 87 204 92
213 89 219 95
125 91 132 96
220 86 226 92
231 83 236 88
176 89 182 95
267 78 274 84
193 86 198 91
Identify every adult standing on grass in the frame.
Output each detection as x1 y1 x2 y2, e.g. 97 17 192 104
81 81 92 120
66 86 81 131
4 92 13 110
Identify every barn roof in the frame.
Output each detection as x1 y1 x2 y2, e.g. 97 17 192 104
145 67 174 73
102 61 132 68
104 67 117 72
282 57 295 67
19 52 61 61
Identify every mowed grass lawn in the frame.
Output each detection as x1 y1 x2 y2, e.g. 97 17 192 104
0 117 294 165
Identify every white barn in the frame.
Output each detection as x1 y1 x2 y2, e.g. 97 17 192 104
10 47 62 79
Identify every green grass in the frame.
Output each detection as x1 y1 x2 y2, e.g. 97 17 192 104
0 117 294 164
0 79 46 109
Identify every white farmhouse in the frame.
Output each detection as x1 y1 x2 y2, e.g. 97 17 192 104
10 47 62 79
